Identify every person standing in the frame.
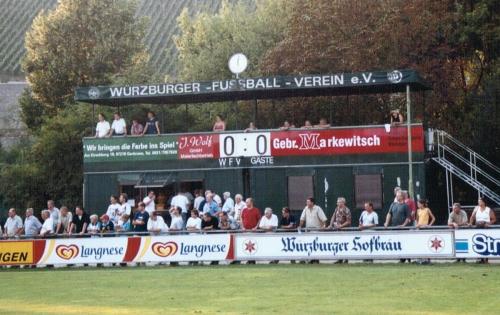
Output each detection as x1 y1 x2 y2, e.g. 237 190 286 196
299 197 327 229
359 202 378 230
280 207 296 229
130 118 144 136
415 199 436 228
328 197 352 230
108 111 127 136
95 113 110 138
69 206 90 235
106 195 121 225
3 208 23 238
40 210 54 237
24 208 42 237
470 197 496 264
132 202 149 233
142 111 160 135
212 114 226 131
118 193 132 218
384 191 411 263
46 200 60 230
241 198 261 231
56 206 73 234
171 191 190 223
143 191 156 216
448 203 469 229
221 192 234 213
258 208 278 231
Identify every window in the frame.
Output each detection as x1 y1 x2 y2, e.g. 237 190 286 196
288 176 314 210
354 174 382 209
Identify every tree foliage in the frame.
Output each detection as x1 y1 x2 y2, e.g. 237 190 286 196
22 0 151 114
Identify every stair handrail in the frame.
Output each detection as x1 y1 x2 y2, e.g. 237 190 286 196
438 144 500 187
436 129 500 175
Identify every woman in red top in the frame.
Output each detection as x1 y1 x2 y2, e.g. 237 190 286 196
213 115 226 131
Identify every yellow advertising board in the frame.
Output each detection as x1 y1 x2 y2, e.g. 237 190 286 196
0 241 33 265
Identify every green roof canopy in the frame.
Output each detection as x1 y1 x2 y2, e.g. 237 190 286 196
75 69 430 106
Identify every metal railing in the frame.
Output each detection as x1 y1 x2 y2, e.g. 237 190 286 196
432 129 500 209
4 224 500 240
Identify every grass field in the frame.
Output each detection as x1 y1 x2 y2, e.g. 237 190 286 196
0 264 499 315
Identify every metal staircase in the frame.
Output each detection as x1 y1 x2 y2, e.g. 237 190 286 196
430 129 500 210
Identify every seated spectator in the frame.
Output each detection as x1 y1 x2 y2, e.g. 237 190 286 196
40 210 54 237
24 208 42 237
213 114 226 131
56 206 72 234
448 203 469 228
142 111 160 135
218 211 237 230
100 214 114 234
95 113 110 138
301 120 313 129
280 207 296 229
328 197 352 230
279 120 295 130
87 215 101 236
359 202 378 230
244 122 257 132
115 214 131 233
258 207 278 231
314 118 330 128
222 192 234 213
69 206 90 235
3 208 23 238
132 202 149 233
186 209 202 232
202 194 219 216
147 211 168 234
470 197 496 227
202 212 219 230
108 111 127 137
130 118 144 136
390 109 404 125
169 206 184 231
241 198 261 231
416 199 436 228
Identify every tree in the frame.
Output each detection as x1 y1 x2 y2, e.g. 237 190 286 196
22 0 151 114
174 0 291 130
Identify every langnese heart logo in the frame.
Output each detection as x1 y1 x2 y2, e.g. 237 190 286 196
55 244 79 260
151 242 178 257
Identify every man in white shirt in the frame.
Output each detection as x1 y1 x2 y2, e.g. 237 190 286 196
45 200 59 229
193 190 205 211
118 193 132 217
222 192 235 213
258 207 278 231
186 209 202 232
232 194 246 224
108 111 127 136
359 202 379 230
171 191 190 223
3 208 23 237
40 210 54 237
95 113 110 138
206 190 222 207
147 211 168 234
106 195 121 225
143 191 156 215
299 197 327 229
24 208 42 237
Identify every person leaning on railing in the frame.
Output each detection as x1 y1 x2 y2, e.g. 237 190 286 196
39 210 54 238
470 197 497 264
448 203 469 229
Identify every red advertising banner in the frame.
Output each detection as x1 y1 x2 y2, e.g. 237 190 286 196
178 134 219 159
270 125 423 156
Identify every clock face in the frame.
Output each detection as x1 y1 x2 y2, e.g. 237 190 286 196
228 53 248 74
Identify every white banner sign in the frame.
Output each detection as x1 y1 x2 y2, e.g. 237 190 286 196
138 234 232 262
36 234 232 265
455 229 500 258
235 231 454 260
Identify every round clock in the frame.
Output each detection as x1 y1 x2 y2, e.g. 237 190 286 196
228 53 248 75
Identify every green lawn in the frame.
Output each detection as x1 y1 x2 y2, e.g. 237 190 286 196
0 264 499 315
